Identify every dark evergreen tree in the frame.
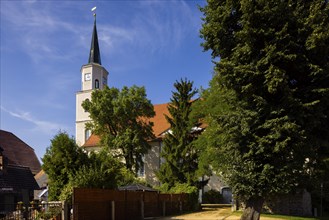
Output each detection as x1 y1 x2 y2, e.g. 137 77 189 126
198 0 329 219
157 78 199 188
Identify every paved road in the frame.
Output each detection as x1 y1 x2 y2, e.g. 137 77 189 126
151 207 284 220
152 207 239 220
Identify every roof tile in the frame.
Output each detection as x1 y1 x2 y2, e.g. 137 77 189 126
0 165 40 193
83 103 170 147
0 130 41 175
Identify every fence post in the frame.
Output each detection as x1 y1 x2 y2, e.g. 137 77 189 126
124 190 127 220
170 194 173 214
157 191 160 216
111 201 115 220
141 193 144 220
162 201 166 216
179 194 183 213
62 200 68 220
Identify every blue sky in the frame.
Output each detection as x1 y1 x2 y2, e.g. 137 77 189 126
0 0 213 162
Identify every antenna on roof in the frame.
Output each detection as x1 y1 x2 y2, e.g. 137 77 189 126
91 6 97 17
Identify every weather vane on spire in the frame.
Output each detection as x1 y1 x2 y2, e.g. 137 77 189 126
91 6 97 18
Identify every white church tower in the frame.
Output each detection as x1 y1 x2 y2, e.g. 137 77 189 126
76 12 109 146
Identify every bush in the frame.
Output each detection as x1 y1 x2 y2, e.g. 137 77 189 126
202 189 223 204
173 183 199 211
155 183 199 211
36 204 62 220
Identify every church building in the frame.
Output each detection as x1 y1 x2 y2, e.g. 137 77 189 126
75 13 227 194
73 12 316 215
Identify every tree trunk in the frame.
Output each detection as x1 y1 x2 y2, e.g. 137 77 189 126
240 197 264 220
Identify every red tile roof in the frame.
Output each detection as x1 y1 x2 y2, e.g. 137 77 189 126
82 102 205 149
0 130 41 175
83 103 171 148
149 103 170 137
83 134 101 147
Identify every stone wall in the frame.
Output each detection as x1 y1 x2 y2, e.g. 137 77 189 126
263 189 312 216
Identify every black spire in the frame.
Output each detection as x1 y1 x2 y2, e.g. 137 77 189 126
88 15 101 65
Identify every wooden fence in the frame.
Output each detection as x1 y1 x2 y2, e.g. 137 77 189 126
73 188 189 220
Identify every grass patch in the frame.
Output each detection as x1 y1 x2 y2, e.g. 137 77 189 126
232 211 329 220
261 214 317 220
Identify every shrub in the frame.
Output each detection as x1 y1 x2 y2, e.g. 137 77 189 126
202 189 223 204
170 183 199 211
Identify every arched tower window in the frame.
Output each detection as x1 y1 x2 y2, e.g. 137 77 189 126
95 79 99 89
85 129 91 142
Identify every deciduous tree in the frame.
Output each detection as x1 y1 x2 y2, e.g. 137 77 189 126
42 132 88 200
82 86 155 174
59 149 136 202
198 0 329 219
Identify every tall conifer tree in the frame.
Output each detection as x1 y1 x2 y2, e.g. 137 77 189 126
157 79 199 188
198 0 329 219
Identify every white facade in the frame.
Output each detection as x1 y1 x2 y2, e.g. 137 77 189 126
75 63 109 146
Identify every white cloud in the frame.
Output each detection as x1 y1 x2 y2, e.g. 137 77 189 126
129 0 196 53
1 1 87 63
0 106 69 135
99 1 195 52
1 1 199 63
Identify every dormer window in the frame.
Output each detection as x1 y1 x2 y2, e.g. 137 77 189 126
95 79 99 89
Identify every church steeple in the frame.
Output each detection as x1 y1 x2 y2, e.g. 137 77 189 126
76 7 109 146
88 14 101 65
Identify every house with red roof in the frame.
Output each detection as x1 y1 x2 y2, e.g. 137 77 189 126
81 103 172 185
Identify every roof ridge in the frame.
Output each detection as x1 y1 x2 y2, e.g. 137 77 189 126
7 164 31 170
0 130 34 150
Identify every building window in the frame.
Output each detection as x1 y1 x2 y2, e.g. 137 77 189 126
137 155 145 177
160 142 165 166
85 129 91 141
0 155 3 170
95 79 99 89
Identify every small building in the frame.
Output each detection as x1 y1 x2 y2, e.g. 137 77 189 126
0 147 39 215
34 169 49 201
0 130 42 215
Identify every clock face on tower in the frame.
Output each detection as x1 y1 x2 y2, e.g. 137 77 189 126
84 73 91 81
